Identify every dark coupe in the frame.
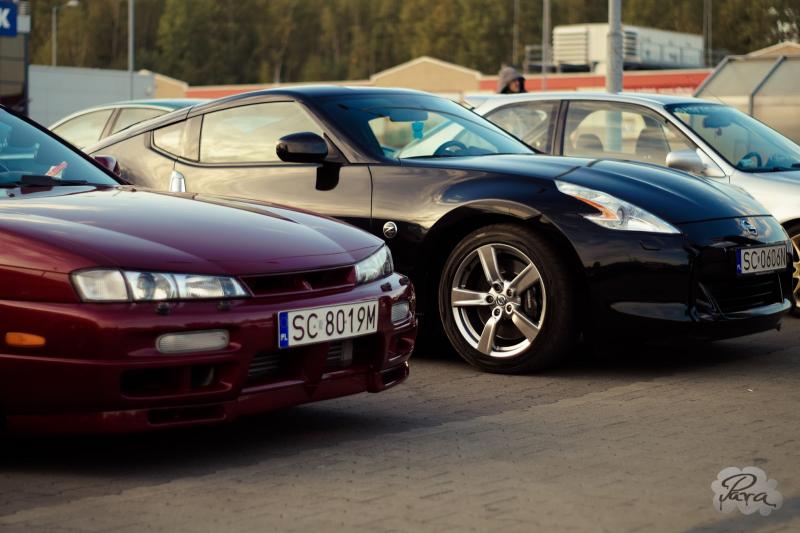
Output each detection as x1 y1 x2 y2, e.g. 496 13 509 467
0 104 416 433
88 87 793 373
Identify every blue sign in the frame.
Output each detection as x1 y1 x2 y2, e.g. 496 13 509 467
0 1 17 37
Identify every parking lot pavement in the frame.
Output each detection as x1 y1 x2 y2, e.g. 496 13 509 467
1 321 799 533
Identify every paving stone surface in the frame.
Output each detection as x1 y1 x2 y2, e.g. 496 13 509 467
1 320 799 532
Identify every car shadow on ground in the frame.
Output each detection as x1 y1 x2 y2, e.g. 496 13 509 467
0 405 420 479
416 327 788 380
0 329 788 484
548 336 776 378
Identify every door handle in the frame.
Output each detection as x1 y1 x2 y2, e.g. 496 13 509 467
169 170 186 193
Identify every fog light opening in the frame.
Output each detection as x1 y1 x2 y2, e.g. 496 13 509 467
156 330 229 354
391 300 410 325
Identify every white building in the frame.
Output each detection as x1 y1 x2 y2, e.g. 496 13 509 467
553 23 704 74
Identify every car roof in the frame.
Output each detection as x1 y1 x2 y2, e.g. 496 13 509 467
104 98 207 109
191 85 434 113
474 91 717 109
87 86 448 154
50 99 207 129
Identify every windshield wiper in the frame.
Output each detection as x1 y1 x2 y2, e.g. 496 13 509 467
0 176 95 188
21 175 92 186
0 175 100 188
762 165 800 173
402 154 457 159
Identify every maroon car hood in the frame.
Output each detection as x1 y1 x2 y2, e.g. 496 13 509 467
0 187 380 275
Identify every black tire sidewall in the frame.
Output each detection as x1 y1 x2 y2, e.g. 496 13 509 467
438 224 579 373
785 223 800 317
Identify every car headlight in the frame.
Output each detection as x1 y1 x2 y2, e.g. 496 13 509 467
71 269 249 302
355 245 394 285
555 180 680 234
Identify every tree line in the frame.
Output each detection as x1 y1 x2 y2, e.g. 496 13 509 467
29 0 800 86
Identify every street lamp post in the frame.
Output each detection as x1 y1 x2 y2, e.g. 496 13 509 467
542 0 551 90
51 0 80 67
128 0 135 99
606 0 623 94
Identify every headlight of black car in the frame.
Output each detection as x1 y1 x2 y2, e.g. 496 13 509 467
556 180 681 234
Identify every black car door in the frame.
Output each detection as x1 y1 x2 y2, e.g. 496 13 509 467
172 100 372 232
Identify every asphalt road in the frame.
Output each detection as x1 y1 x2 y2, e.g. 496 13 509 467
1 319 799 532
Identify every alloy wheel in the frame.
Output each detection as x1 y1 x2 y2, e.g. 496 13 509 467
450 243 546 358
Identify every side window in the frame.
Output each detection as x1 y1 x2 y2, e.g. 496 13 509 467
153 121 184 157
485 101 558 152
564 101 696 166
51 109 113 148
199 102 323 164
111 108 166 134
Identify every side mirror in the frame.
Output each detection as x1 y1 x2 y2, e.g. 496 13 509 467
94 155 121 176
276 132 328 164
666 149 706 175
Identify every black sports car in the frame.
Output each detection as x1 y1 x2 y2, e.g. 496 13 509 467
85 86 793 373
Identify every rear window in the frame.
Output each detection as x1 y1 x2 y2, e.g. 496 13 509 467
153 122 184 157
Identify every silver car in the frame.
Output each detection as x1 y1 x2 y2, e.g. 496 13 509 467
50 99 205 149
472 92 800 309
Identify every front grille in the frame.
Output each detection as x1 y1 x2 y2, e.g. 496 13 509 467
241 266 355 298
247 341 353 381
247 352 283 380
700 273 783 314
325 341 353 369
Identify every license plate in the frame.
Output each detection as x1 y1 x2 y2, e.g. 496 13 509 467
736 244 788 275
278 301 378 348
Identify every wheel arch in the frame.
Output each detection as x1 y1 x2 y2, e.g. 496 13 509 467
416 200 588 316
780 218 800 234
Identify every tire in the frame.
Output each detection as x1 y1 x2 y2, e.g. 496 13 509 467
785 223 800 317
438 224 580 373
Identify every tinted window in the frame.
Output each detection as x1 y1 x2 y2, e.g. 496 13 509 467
0 109 118 187
51 109 113 148
320 94 532 159
111 107 166 134
153 121 184 157
199 102 323 164
486 101 558 152
564 101 695 166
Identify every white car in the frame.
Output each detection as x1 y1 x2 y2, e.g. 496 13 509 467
471 92 800 309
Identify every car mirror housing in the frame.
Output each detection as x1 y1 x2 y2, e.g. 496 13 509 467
94 155 121 176
666 149 706 175
276 132 328 164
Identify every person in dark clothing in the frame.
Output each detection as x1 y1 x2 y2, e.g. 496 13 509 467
497 66 526 94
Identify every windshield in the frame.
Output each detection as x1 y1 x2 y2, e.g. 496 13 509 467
0 108 119 188
667 103 800 173
320 94 534 160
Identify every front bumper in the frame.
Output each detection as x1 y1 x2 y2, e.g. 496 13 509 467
555 214 793 340
0 274 416 434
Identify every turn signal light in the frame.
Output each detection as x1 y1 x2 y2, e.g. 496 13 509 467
5 332 46 348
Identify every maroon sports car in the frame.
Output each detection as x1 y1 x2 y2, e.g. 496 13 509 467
0 105 416 434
